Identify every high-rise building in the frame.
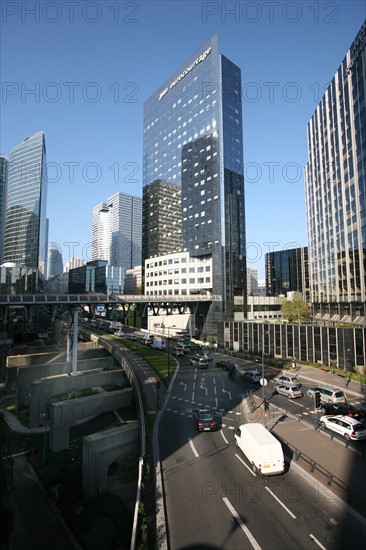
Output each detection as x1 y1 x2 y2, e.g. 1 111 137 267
92 192 142 271
305 21 366 324
247 268 259 296
47 243 63 279
3 132 48 280
0 154 8 263
265 247 309 300
142 179 182 261
143 34 246 320
64 257 84 272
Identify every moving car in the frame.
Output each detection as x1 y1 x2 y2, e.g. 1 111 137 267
114 330 124 337
241 370 261 383
215 359 236 371
195 351 213 361
274 383 303 399
195 409 220 432
307 385 346 404
173 347 185 357
234 423 285 475
274 373 300 386
190 356 209 369
319 415 366 441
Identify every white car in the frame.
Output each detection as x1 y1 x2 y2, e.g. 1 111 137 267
319 415 366 441
274 383 303 399
173 347 185 357
195 352 212 361
274 373 300 386
114 330 125 337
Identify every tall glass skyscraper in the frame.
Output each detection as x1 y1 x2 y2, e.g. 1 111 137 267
305 21 366 323
3 132 48 279
92 192 142 272
143 34 246 315
0 154 8 263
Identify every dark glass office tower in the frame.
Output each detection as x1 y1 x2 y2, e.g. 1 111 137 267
3 132 48 280
143 34 246 316
265 247 309 300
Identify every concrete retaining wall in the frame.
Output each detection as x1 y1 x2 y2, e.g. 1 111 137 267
49 387 133 452
16 356 117 408
29 369 127 428
82 422 139 499
6 344 110 393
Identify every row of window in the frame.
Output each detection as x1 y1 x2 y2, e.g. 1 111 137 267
146 277 211 286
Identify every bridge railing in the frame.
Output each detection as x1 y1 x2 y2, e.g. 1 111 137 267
0 293 222 305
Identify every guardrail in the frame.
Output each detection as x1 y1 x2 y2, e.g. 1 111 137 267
279 434 365 510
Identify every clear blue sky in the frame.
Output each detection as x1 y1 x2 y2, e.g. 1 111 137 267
1 1 365 278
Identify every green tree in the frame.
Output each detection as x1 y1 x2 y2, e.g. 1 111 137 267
280 297 312 324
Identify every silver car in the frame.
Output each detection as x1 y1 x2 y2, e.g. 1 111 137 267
274 373 300 386
274 383 303 399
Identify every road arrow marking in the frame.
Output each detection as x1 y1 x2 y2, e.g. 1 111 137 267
222 389 232 399
180 381 187 391
200 384 208 395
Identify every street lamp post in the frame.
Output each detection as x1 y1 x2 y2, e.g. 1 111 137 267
262 325 269 428
167 325 176 380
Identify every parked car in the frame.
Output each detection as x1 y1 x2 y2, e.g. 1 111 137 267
307 385 346 404
274 383 303 399
320 403 366 425
126 334 138 341
274 373 300 386
241 370 261 383
215 360 236 371
114 330 125 337
319 415 366 441
195 409 220 432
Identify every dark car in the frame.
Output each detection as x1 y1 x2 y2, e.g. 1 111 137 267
321 402 366 424
194 409 220 432
215 359 236 371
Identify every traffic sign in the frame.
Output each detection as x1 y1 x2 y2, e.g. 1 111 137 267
260 378 268 386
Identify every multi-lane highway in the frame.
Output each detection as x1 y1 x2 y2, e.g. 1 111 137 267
159 353 366 549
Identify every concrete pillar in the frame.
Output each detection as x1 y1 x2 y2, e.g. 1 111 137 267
66 308 72 362
72 307 78 375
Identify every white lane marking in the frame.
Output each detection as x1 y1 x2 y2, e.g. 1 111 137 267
215 396 218 408
264 487 296 519
191 392 195 401
188 437 199 458
309 534 327 550
220 431 229 445
235 453 256 477
222 497 262 550
214 386 217 395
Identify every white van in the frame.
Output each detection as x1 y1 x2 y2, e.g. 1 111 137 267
234 423 285 476
150 337 166 350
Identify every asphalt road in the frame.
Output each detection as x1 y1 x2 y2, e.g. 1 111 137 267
159 354 366 549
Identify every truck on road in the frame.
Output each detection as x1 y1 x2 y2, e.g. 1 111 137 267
234 423 285 476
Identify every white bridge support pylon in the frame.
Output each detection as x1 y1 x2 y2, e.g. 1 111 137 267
66 306 79 375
